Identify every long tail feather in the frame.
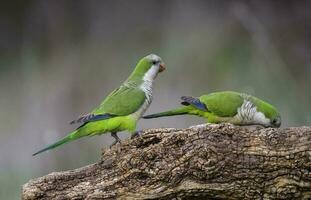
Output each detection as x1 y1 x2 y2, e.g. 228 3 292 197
33 131 77 156
143 107 190 119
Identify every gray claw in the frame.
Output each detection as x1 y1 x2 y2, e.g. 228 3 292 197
131 130 143 139
110 132 121 148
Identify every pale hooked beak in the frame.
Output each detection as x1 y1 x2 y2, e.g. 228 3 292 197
159 63 165 72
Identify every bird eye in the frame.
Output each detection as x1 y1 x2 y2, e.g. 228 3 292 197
152 60 157 65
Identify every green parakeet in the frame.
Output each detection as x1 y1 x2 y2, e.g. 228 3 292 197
143 91 281 128
33 54 165 156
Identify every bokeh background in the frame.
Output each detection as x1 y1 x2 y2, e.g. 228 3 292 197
1 0 311 198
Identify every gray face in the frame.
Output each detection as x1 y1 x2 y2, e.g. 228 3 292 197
146 54 162 64
146 54 165 73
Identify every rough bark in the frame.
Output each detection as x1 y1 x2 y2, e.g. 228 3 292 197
22 124 311 200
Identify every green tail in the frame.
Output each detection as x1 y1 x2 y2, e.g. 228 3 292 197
33 130 78 156
143 106 190 119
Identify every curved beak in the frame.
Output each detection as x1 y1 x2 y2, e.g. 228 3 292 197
159 63 165 72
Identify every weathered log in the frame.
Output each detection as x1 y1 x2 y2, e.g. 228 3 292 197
22 124 311 199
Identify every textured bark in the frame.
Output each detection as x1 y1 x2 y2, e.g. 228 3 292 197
22 124 311 200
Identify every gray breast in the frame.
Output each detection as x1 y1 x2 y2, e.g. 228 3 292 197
133 81 153 118
236 99 257 123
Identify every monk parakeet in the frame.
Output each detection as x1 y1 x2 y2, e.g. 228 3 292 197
33 54 165 156
143 91 281 128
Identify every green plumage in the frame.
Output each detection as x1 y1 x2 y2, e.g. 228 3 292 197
144 91 281 128
33 54 165 156
199 91 244 117
93 84 146 116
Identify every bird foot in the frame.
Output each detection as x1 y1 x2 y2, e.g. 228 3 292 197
189 123 209 129
131 130 143 139
109 140 121 149
189 123 224 133
189 123 212 134
190 123 218 129
241 125 265 131
110 132 121 149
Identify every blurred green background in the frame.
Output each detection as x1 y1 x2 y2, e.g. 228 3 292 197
1 0 311 199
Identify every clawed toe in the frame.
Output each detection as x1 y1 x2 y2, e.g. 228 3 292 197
189 123 213 134
131 131 143 139
242 125 265 131
109 141 121 149
110 132 121 149
189 123 210 129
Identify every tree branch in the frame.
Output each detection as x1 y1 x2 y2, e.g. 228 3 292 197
22 124 311 199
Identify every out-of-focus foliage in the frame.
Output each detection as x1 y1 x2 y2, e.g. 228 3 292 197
0 1 310 199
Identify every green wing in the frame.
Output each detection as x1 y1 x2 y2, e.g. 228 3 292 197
199 91 244 117
92 84 146 116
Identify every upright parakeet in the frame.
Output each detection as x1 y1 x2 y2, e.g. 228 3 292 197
33 54 165 156
143 91 281 128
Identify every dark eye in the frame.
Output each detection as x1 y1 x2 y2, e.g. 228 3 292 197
272 119 277 124
152 60 157 65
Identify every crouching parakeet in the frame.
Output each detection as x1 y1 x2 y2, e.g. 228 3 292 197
143 91 281 128
33 54 165 156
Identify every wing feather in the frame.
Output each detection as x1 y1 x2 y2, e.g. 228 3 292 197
94 84 146 116
180 96 208 111
199 91 244 117
70 84 146 125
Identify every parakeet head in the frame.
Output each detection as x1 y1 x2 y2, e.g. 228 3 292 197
259 104 281 128
269 113 281 128
144 54 165 73
129 54 165 81
248 95 281 128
